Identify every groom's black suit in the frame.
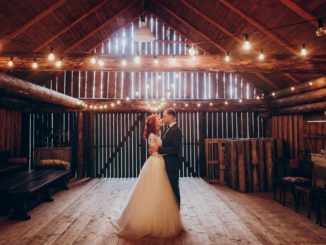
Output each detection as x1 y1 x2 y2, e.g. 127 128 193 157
158 123 182 206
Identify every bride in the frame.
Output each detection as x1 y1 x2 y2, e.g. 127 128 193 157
113 114 183 239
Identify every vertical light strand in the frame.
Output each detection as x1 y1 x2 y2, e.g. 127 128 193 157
229 73 233 99
100 71 104 99
84 71 87 98
155 18 158 55
131 71 135 99
204 73 207 99
121 71 124 98
183 72 187 99
240 78 243 99
131 23 134 55
114 71 117 99
234 76 238 99
208 72 211 99
150 16 154 55
162 23 165 55
106 71 110 98
196 72 199 99
246 83 250 99
191 72 194 99
92 71 96 98
223 73 226 99
216 72 219 99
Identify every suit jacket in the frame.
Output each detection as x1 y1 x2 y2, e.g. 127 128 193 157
158 124 182 171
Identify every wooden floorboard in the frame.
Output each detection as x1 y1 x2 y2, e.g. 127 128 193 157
0 178 325 245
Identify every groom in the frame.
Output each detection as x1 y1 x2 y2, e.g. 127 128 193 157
151 108 182 208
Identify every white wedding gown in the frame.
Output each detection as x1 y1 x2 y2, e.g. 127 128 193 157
113 133 183 239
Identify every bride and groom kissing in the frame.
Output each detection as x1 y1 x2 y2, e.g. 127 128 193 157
113 108 184 239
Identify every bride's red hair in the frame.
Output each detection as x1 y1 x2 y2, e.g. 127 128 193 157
143 114 159 140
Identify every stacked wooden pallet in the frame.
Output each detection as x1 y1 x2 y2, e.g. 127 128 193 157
205 138 284 192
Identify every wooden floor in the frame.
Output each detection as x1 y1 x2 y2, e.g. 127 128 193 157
0 178 325 245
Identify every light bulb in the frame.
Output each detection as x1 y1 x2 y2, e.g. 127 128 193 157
98 58 104 66
134 54 141 64
48 48 55 61
197 103 201 107
258 50 265 60
225 101 228 105
90 57 97 65
185 103 189 107
170 55 176 65
209 102 213 106
121 59 127 66
243 34 251 50
225 52 231 62
126 97 130 101
239 99 242 103
154 56 159 65
300 44 307 56
309 82 313 86
8 57 14 67
117 100 121 105
32 59 38 69
188 45 196 56
291 86 295 91
55 59 62 68
272 92 276 96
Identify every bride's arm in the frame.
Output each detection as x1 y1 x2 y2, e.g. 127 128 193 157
148 134 159 155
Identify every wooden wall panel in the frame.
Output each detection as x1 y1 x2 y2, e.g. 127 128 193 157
271 114 326 158
0 108 22 156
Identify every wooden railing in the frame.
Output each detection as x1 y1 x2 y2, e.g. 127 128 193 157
205 138 282 192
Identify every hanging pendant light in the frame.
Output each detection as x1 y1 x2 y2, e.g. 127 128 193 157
133 15 155 42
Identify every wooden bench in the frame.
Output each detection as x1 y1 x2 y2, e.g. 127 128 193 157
0 169 69 220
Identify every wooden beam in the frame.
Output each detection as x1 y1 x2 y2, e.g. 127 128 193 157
63 0 139 53
279 0 316 26
284 73 301 84
1 55 325 73
0 0 66 48
83 99 267 112
218 0 297 55
266 76 326 98
269 87 326 108
254 73 278 89
150 0 226 53
0 73 84 108
180 0 241 43
153 0 278 90
272 101 326 114
33 0 110 52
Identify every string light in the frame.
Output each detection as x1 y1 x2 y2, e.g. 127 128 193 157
209 102 213 106
32 58 38 69
55 58 62 68
243 34 252 50
185 103 189 107
239 99 242 103
110 102 115 107
173 103 176 106
126 96 130 101
170 55 176 65
104 104 108 108
134 53 141 64
157 74 162 80
98 58 104 67
175 73 179 78
8 57 14 67
272 92 276 96
188 45 196 56
197 103 201 107
135 91 139 97
121 59 127 66
90 56 97 65
309 82 313 86
117 100 121 105
224 101 228 105
300 43 307 56
258 50 265 60
225 52 231 62
154 56 159 65
291 86 295 91
48 47 55 61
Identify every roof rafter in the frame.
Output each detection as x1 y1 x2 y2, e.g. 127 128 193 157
63 0 140 53
151 0 226 53
0 0 66 48
33 0 110 52
218 0 297 55
279 0 316 26
152 0 277 90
